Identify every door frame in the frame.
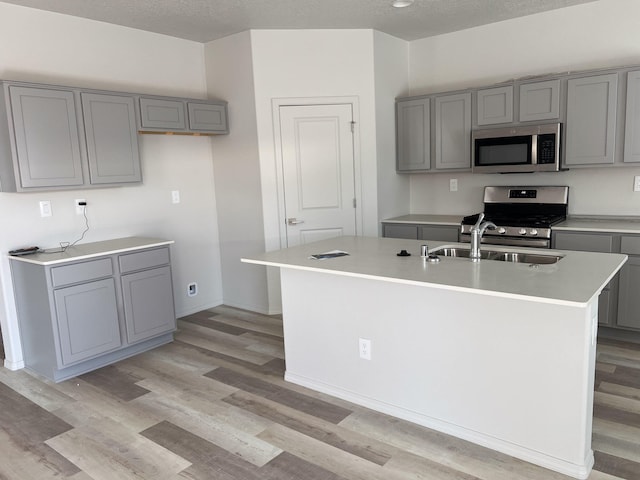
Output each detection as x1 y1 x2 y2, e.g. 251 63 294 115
272 96 363 249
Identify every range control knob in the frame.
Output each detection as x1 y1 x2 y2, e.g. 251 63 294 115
518 228 527 235
497 227 506 234
530 229 538 236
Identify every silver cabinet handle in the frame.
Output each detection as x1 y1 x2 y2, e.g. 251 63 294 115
287 218 305 225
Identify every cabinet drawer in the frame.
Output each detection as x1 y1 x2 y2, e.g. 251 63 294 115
51 258 113 287
383 224 418 239
119 247 170 273
419 225 459 242
621 236 640 255
554 232 614 253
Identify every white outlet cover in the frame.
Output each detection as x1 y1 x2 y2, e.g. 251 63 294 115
450 179 458 192
634 175 640 192
39 200 52 217
172 190 181 204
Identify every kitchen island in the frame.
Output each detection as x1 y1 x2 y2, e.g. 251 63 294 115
242 236 627 479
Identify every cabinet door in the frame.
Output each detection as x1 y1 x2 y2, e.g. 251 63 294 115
434 93 471 170
624 70 640 163
81 93 141 184
139 97 186 130
53 278 121 365
476 86 513 125
519 79 560 122
187 102 228 133
396 98 430 171
8 85 84 188
121 266 176 344
565 73 618 166
382 224 418 239
419 225 459 242
617 256 640 330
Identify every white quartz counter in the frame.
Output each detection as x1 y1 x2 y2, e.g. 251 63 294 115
555 216 640 234
381 214 463 225
243 236 626 307
8 237 174 266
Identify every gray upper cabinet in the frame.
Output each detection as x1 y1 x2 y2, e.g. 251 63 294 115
476 85 513 125
434 92 471 170
139 96 229 134
0 81 143 192
519 79 561 122
81 93 141 184
624 70 640 163
187 102 228 132
139 97 186 130
565 73 618 166
397 98 430 172
7 85 84 189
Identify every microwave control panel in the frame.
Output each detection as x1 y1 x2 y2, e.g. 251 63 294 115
537 134 557 164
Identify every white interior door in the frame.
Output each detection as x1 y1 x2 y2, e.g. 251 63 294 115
279 104 357 247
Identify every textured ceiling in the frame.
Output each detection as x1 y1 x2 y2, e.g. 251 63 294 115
0 0 597 43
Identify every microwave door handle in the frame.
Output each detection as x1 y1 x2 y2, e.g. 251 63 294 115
531 134 538 165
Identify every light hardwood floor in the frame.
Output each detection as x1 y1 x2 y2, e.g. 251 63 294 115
0 305 639 480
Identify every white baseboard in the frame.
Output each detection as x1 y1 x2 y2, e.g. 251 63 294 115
285 372 594 480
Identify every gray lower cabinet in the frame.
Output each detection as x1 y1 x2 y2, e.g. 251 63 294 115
10 244 176 382
53 277 122 365
553 230 640 334
139 96 229 134
565 73 618 166
383 222 459 242
617 236 640 329
553 231 618 326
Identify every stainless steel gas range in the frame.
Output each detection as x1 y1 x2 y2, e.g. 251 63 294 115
460 186 569 248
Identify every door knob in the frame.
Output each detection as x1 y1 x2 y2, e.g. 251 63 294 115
287 218 305 225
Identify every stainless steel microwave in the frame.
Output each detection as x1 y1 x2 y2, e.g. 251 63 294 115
471 123 561 174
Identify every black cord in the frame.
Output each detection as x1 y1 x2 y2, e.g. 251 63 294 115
61 205 90 251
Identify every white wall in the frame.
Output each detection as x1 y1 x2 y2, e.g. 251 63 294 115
407 0 640 215
0 3 224 368
374 31 410 231
203 32 270 314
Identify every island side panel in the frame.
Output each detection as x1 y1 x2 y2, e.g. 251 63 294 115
280 267 596 479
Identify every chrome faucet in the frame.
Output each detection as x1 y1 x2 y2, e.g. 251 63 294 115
470 213 496 262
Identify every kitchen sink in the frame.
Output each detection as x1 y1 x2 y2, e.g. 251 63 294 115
431 247 563 265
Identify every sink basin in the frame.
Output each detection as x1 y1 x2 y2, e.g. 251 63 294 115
431 246 563 265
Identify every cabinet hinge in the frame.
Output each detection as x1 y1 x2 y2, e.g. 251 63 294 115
350 121 355 133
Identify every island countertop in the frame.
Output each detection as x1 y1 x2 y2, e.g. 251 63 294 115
242 235 627 307
8 237 174 266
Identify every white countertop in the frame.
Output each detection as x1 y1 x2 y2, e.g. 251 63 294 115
382 214 463 226
8 237 174 266
555 216 640 234
242 236 626 307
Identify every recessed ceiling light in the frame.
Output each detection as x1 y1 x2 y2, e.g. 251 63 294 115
392 0 414 7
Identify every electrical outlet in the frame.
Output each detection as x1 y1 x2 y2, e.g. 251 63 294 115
187 282 197 297
634 176 640 192
359 338 371 360
172 190 181 204
75 199 86 215
450 178 458 192
39 200 52 217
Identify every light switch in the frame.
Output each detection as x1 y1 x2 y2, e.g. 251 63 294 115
450 178 458 192
634 176 640 192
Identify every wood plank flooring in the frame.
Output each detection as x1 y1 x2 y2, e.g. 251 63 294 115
0 305 639 479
